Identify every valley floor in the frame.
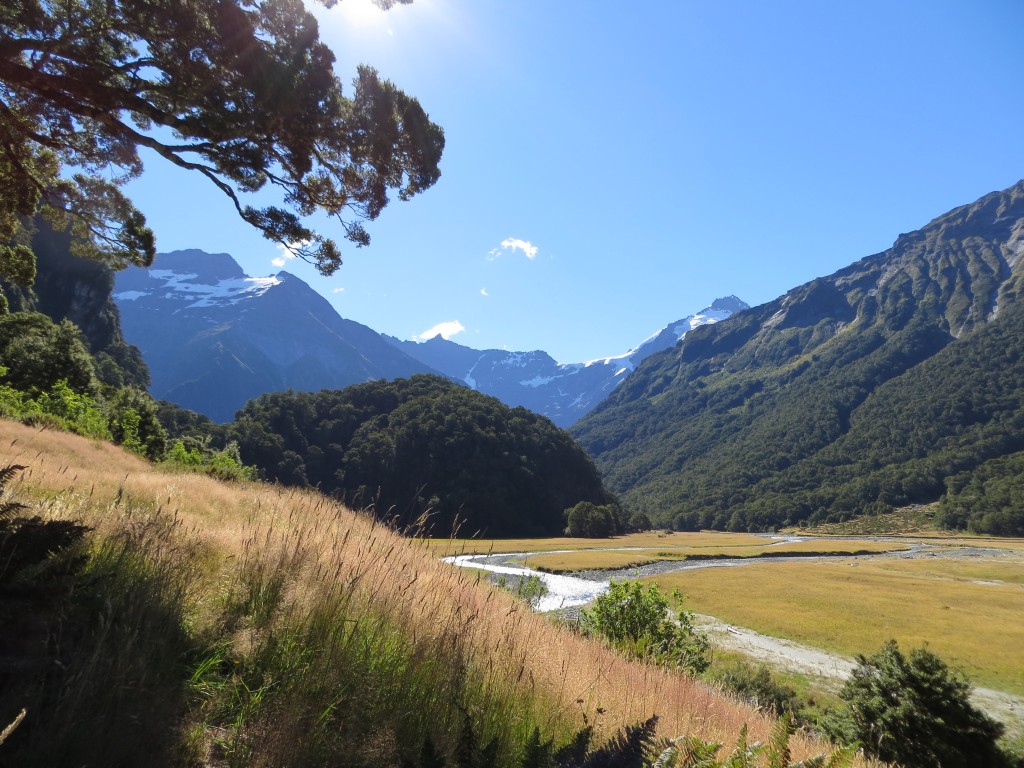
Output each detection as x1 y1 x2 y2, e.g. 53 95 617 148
444 531 1024 735
696 611 1024 738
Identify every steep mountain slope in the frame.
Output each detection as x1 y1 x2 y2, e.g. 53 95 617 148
573 181 1024 533
114 250 440 421
387 296 747 427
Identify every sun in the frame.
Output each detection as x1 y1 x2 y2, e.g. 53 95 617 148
335 0 389 28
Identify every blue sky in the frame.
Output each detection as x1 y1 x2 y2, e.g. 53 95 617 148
124 0 1024 363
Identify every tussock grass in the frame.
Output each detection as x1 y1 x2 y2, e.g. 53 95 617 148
648 556 1024 695
0 419 860 765
521 540 910 573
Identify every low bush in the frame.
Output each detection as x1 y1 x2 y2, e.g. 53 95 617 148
580 581 710 675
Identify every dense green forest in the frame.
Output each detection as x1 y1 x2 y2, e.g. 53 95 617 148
574 182 1024 536
218 376 616 537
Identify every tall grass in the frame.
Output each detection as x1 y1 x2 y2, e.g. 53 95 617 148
0 419 860 765
0 496 196 765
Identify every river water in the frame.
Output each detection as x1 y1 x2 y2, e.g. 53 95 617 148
442 552 610 612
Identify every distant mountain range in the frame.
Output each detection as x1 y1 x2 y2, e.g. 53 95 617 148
572 180 1024 535
113 251 745 424
385 296 746 426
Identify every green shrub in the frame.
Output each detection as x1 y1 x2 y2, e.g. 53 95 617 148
495 574 548 609
106 387 167 459
580 581 710 675
715 660 802 719
35 379 111 439
165 439 206 467
160 439 256 482
822 639 1005 768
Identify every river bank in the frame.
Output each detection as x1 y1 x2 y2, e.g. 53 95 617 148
444 536 1024 731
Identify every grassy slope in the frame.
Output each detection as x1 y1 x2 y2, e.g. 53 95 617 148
0 419 854 766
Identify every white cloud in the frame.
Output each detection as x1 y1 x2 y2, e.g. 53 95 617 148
488 237 539 261
332 287 345 294
271 240 309 269
480 287 488 296
414 320 466 341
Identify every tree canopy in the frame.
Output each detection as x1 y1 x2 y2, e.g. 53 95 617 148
221 376 617 537
0 0 443 277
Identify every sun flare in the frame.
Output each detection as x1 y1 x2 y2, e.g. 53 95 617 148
335 0 389 27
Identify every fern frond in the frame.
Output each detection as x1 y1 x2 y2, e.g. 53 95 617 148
722 724 762 768
822 745 857 768
580 715 658 768
0 463 26 490
0 463 28 521
554 725 592 768
766 712 792 768
788 742 857 768
671 735 723 768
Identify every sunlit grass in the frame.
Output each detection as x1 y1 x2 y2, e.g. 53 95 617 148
520 540 911 573
647 556 1024 695
928 536 1024 551
423 531 783 556
1 419 855 764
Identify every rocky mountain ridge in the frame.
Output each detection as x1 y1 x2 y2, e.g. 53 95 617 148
114 250 437 421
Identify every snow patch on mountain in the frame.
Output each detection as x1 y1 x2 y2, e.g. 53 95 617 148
113 250 441 422
521 375 557 388
115 269 282 309
387 296 749 427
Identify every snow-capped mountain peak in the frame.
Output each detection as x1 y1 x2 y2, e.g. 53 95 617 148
113 250 440 421
388 296 748 427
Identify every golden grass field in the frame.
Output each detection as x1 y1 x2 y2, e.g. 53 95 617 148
423 530 774 556
1 420 861 763
647 556 1024 695
518 539 911 573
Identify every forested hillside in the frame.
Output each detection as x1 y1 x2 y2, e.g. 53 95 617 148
1 218 149 390
222 375 616 537
573 181 1024 535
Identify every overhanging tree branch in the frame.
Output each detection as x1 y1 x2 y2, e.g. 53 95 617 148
0 0 444 276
